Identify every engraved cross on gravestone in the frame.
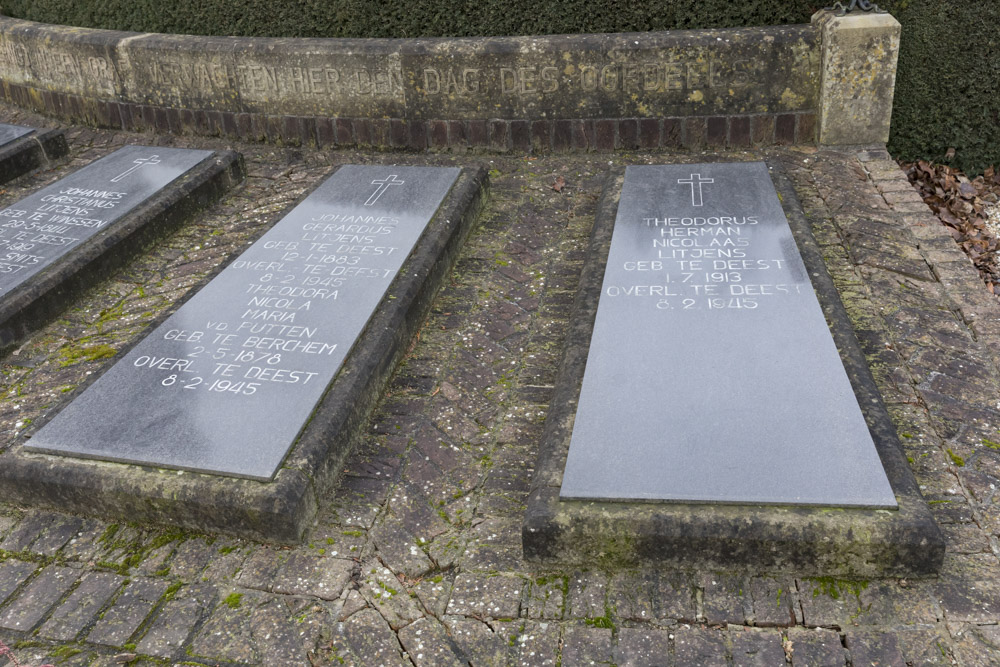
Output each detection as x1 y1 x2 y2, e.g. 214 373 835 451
365 174 405 207
677 173 714 207
109 155 162 183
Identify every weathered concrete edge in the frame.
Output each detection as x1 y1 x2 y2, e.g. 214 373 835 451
522 164 944 577
813 10 901 146
0 14 823 150
0 149 246 354
0 165 488 544
0 128 69 185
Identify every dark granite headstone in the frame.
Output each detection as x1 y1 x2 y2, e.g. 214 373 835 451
0 123 34 147
0 125 69 188
0 145 212 296
28 165 461 481
559 162 896 508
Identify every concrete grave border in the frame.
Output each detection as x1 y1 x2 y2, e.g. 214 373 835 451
0 10 898 151
0 165 488 544
522 164 945 577
0 127 68 185
0 149 245 353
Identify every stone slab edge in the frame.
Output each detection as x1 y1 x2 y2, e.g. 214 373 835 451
0 127 69 185
0 149 246 354
0 165 489 544
522 164 945 577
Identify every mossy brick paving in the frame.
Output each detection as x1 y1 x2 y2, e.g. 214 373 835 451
0 107 998 662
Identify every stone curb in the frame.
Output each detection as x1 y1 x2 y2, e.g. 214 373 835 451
522 162 945 576
0 13 897 150
0 164 489 543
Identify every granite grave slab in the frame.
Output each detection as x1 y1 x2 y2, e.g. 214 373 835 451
28 165 461 480
0 123 68 186
0 122 34 146
0 144 243 351
560 162 896 508
0 165 487 543
523 163 944 576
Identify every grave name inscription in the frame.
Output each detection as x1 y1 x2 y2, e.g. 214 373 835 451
0 145 212 295
28 165 461 481
560 162 897 508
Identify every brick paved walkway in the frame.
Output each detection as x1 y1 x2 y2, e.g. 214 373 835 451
0 107 999 665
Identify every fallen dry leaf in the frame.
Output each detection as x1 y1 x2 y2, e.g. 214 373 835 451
903 159 1000 296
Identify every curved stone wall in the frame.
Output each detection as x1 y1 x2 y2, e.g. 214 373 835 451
0 13 895 150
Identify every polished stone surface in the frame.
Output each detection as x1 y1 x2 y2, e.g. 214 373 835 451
559 162 897 508
28 165 460 480
0 123 33 146
0 145 211 295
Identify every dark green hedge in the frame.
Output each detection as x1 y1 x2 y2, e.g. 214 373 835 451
0 1 818 38
883 1 1000 175
4 1 997 175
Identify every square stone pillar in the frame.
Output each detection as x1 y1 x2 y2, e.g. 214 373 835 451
812 9 901 145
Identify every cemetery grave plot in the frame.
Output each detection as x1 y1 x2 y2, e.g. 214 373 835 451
0 144 244 351
0 164 488 543
524 162 944 576
561 162 896 507
29 165 460 479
